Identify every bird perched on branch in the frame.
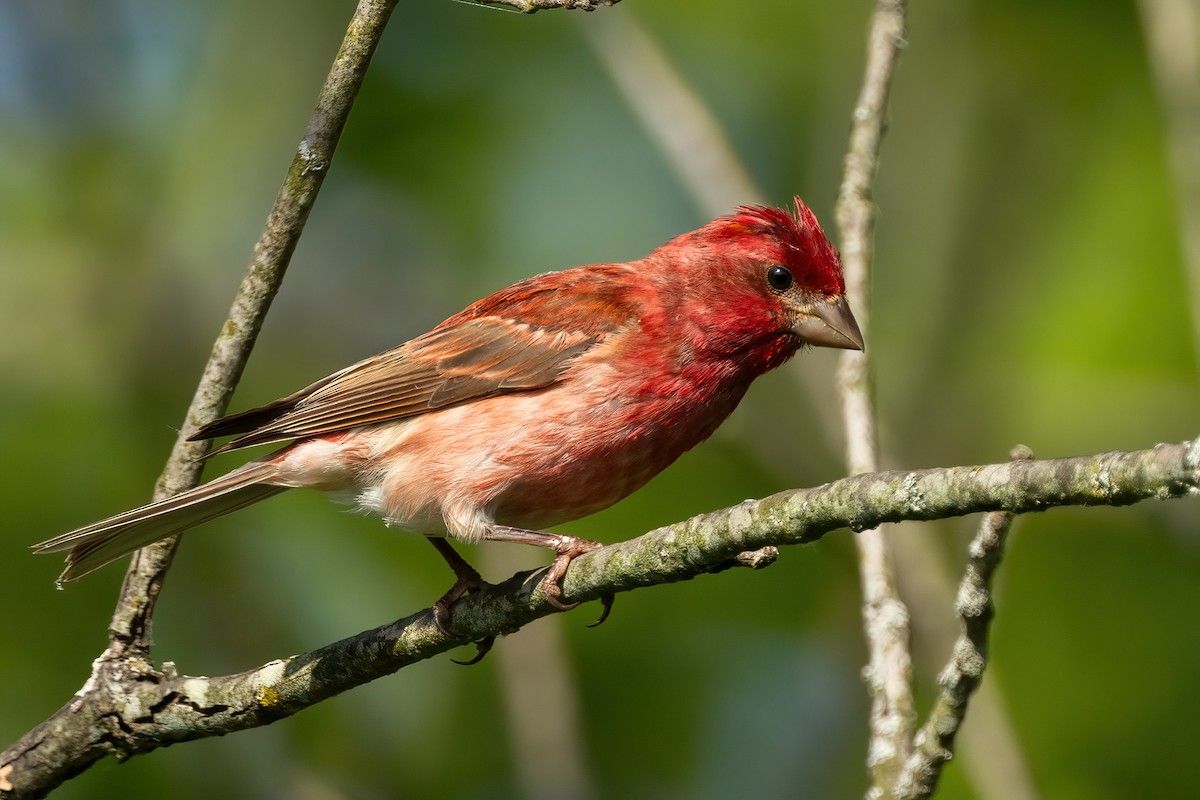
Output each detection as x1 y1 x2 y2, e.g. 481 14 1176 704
35 197 862 623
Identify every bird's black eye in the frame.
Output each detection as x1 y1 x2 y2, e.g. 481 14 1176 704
766 265 793 292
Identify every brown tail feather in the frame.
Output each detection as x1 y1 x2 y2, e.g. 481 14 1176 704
33 462 287 582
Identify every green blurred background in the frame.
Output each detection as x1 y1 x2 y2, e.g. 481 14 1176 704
2 0 1197 798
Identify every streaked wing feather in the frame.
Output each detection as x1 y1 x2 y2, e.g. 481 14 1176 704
208 322 613 452
196 266 640 455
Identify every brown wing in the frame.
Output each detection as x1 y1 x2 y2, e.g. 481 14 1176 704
191 265 640 455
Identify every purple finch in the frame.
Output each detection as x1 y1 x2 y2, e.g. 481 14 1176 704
35 197 862 613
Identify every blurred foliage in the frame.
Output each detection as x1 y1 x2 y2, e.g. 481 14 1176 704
1 0 1197 798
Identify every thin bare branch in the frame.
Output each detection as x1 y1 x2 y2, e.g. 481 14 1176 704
833 1 911 795
895 510 1014 799
4 437 1197 796
890 517 1037 800
894 446 1032 799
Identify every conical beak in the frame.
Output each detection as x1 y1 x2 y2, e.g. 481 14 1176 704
792 294 864 351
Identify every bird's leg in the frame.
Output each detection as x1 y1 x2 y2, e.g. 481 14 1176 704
481 525 614 622
427 537 495 664
429 536 487 620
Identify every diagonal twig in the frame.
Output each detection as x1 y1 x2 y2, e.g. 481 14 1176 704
896 509 1016 798
894 446 1030 799
0 2 400 797
107 0 402 658
578 10 761 217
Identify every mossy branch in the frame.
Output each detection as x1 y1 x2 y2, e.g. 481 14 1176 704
4 437 1197 797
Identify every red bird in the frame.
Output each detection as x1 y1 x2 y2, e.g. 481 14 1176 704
35 198 862 615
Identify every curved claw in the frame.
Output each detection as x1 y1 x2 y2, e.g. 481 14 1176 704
474 525 614 624
435 579 496 666
587 594 615 628
541 587 580 611
537 541 600 611
434 573 489 634
537 565 579 610
452 637 495 666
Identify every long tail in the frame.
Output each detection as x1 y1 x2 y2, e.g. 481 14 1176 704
33 462 288 582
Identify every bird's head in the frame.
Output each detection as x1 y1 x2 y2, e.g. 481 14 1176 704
657 197 864 360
